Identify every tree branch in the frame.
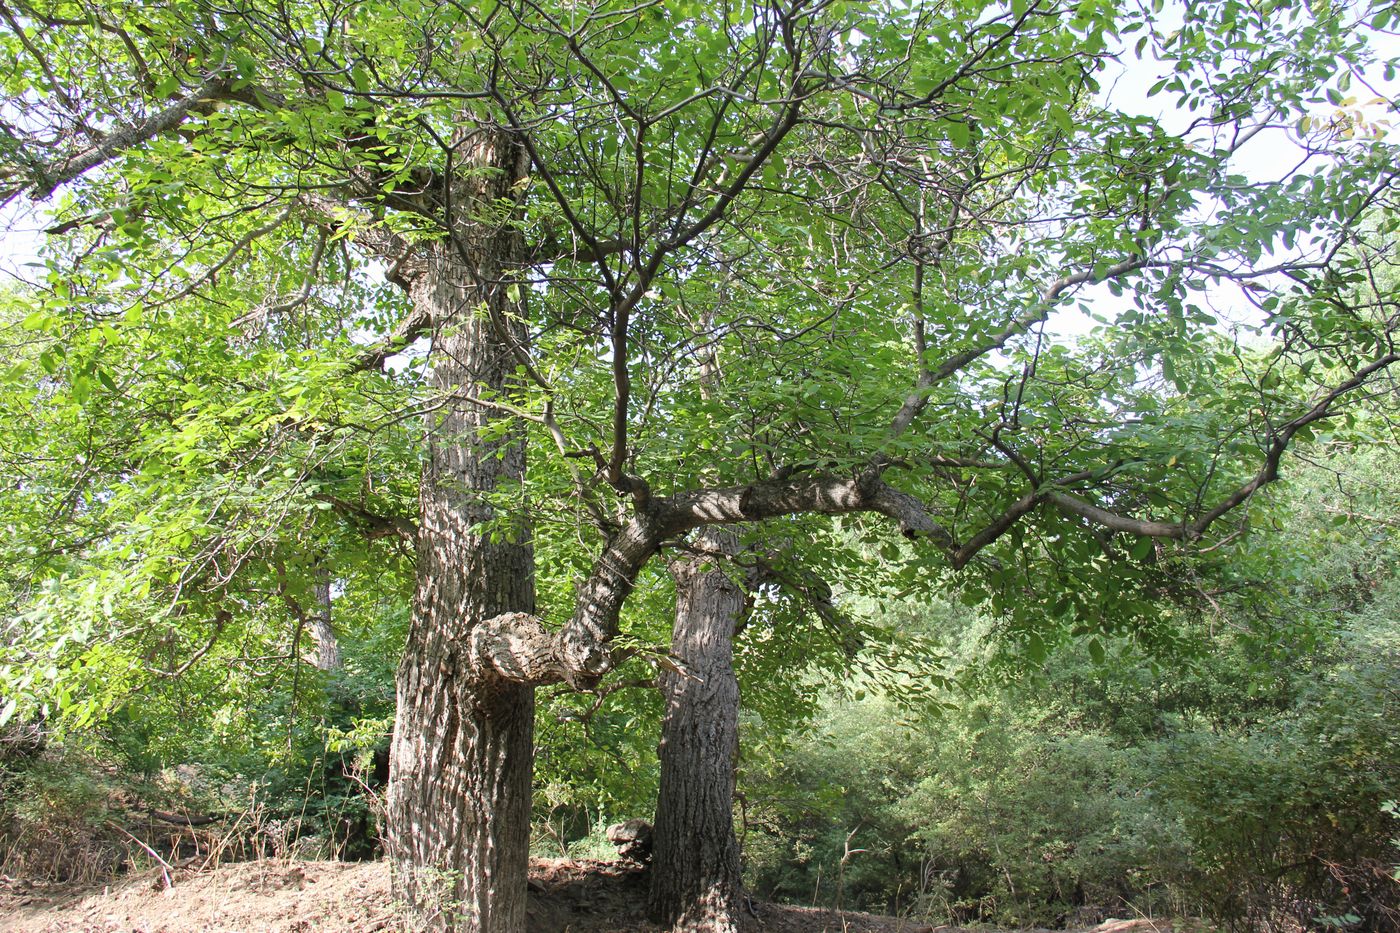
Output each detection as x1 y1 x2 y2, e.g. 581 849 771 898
473 472 954 687
20 71 233 201
1041 354 1400 541
309 493 418 542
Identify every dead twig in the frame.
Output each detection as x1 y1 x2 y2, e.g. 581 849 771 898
104 821 175 891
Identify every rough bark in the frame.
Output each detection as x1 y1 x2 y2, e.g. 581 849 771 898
385 130 536 933
649 528 750 933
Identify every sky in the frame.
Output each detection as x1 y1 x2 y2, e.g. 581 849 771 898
0 198 43 283
1046 6 1400 341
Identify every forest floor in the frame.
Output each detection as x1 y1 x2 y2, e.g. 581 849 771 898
0 857 1177 933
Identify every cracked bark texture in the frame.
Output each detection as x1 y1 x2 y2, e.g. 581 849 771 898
384 130 536 933
649 528 750 932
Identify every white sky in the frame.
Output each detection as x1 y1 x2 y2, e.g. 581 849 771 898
1049 9 1400 340
0 201 43 284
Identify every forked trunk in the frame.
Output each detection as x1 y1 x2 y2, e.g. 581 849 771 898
649 528 750 932
385 131 535 933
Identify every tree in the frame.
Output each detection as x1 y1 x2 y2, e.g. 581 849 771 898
3 1 1400 931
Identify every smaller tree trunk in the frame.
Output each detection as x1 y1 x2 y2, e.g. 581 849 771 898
649 528 750 932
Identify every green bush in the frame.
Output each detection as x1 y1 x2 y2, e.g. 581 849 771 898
741 585 1400 929
742 683 1186 926
1157 604 1400 931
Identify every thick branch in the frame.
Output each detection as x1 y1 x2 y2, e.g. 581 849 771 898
309 493 418 542
476 345 1399 691
470 611 569 684
23 72 232 200
472 513 660 689
658 474 951 542
1044 491 1182 538
351 305 433 372
475 473 952 687
951 491 1041 569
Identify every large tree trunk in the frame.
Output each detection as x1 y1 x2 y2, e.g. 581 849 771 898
649 528 750 932
385 131 535 933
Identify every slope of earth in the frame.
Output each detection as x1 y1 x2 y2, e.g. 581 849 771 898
0 858 1177 933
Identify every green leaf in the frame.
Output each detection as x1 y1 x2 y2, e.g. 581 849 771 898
154 74 181 98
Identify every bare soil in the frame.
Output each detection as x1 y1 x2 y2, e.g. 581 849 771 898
0 858 1175 933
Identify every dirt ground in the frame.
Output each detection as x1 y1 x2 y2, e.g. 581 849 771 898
0 858 1175 933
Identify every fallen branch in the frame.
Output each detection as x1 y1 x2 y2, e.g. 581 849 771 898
105 821 175 891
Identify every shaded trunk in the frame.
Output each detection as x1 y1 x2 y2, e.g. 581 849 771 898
649 528 749 932
385 131 535 933
310 564 341 672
